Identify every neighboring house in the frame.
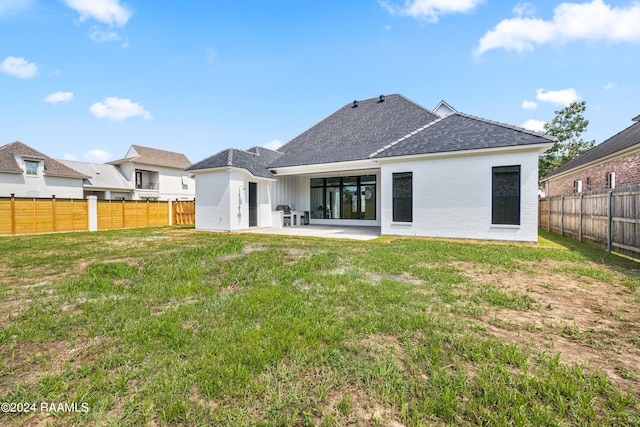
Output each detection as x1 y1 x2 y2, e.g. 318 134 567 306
187 94 555 242
108 145 195 201
541 115 640 197
0 141 89 198
58 160 134 200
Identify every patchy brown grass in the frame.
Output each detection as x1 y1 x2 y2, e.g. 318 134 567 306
454 258 640 397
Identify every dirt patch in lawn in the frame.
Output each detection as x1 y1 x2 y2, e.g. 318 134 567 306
0 336 105 395
453 259 640 396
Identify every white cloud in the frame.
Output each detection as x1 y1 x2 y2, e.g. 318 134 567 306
63 0 131 26
89 97 152 121
63 153 78 161
476 0 640 55
522 100 538 110
0 0 35 16
521 119 547 132
0 56 37 79
380 0 483 22
90 28 121 43
263 139 284 151
84 149 113 162
604 82 616 90
536 88 581 106
513 3 536 17
43 91 74 104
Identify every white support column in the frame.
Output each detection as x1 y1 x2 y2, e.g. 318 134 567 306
87 196 98 231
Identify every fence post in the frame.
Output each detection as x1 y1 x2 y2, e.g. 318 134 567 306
87 196 98 231
10 193 16 235
547 197 551 232
122 199 126 228
607 190 613 253
52 195 57 232
560 195 565 237
169 199 174 225
579 193 583 243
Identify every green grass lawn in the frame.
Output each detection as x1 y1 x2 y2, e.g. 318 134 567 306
1 227 639 426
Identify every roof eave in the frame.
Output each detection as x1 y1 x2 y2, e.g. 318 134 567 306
374 142 554 163
541 142 640 182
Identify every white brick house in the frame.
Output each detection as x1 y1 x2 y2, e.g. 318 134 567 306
187 94 554 242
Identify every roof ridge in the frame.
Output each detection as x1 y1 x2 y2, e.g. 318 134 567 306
227 148 234 166
369 116 445 158
394 93 437 115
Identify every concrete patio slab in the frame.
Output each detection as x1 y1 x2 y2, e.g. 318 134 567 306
239 225 381 241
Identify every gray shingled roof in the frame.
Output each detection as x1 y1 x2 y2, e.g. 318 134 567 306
58 160 133 191
0 141 90 178
186 146 282 179
543 118 640 179
268 94 440 168
109 145 191 169
371 112 555 159
187 94 556 177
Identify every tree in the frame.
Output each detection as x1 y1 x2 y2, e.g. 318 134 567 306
539 100 595 179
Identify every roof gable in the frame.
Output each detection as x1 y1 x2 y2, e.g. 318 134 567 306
543 118 640 179
110 145 192 169
269 94 440 168
0 141 90 179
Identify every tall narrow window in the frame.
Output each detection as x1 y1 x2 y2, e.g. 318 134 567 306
573 180 582 193
392 172 412 222
607 172 615 189
492 166 520 225
25 160 39 176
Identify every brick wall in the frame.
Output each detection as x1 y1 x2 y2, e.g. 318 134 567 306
544 150 640 197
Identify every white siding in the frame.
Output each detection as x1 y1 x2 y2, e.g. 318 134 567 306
194 169 275 231
0 161 84 199
158 167 195 200
270 175 298 209
193 170 232 231
380 150 540 242
116 163 195 201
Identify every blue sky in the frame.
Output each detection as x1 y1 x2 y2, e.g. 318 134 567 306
1 0 639 165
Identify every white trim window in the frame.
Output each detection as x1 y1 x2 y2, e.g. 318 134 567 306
25 160 39 176
573 180 582 193
607 172 616 189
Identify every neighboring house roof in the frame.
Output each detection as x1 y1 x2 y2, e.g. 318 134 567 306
186 146 283 179
542 117 640 180
268 94 440 168
58 160 134 191
109 145 192 169
371 112 555 159
0 141 90 178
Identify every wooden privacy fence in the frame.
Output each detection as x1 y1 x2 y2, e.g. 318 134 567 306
0 197 195 235
539 185 640 259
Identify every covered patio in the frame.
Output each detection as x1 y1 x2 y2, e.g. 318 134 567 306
239 225 381 241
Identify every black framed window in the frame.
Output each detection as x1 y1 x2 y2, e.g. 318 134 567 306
309 175 376 220
492 166 520 225
392 172 412 222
